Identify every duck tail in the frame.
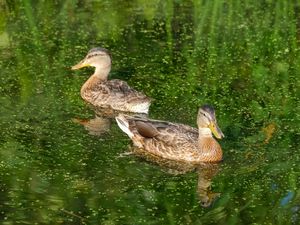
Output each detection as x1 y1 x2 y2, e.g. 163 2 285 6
115 114 134 138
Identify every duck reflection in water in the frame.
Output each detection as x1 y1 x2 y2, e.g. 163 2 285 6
72 115 111 136
73 107 148 136
127 147 221 207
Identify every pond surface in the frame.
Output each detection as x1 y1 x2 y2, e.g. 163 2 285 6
0 1 299 224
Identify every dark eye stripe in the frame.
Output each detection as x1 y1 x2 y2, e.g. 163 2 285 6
87 53 105 59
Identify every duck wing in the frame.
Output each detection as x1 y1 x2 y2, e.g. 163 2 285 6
127 116 198 146
84 79 151 112
105 79 150 101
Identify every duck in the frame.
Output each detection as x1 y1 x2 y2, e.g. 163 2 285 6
116 105 224 163
72 47 151 114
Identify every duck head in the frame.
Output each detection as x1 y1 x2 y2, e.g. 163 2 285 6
72 47 112 74
197 105 224 139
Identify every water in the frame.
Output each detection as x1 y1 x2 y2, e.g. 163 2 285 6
0 1 299 224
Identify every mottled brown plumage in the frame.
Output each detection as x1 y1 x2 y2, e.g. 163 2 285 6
72 47 151 114
116 105 224 163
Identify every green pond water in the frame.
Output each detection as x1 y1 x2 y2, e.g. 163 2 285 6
0 1 299 224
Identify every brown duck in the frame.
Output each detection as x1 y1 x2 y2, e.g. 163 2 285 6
72 47 151 114
116 105 224 163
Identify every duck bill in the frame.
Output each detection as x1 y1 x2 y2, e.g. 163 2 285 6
209 122 224 139
71 60 89 70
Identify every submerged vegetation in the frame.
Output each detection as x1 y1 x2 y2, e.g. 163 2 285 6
0 1 299 224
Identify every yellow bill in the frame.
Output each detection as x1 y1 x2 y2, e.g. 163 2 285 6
209 121 224 139
71 60 89 70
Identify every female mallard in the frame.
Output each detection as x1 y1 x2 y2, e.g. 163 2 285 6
116 105 224 163
72 47 151 114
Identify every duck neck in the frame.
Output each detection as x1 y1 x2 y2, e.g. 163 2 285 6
93 65 111 81
80 66 111 96
197 128 222 162
198 128 212 139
